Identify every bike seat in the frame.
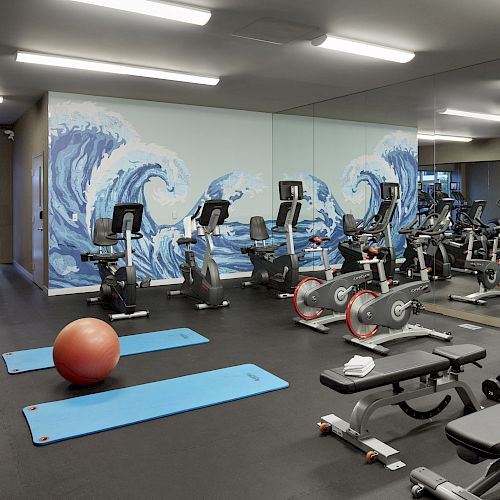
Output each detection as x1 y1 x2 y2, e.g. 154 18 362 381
241 244 278 255
309 236 330 244
367 246 380 255
177 237 197 245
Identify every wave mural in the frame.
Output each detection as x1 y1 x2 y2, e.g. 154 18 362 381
48 99 417 289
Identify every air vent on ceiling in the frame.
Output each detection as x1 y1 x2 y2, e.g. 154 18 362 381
232 17 319 45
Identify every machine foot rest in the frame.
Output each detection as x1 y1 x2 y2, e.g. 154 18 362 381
109 310 149 322
195 300 230 310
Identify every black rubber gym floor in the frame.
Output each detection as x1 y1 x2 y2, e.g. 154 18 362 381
1 264 500 500
422 272 500 328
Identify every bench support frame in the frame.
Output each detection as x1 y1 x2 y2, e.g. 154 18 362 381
319 371 482 470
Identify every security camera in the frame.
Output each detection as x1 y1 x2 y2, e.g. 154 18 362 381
4 130 14 141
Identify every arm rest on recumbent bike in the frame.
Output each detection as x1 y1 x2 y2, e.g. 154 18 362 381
80 251 126 263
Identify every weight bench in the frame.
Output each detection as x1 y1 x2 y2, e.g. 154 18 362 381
410 405 500 499
318 344 485 470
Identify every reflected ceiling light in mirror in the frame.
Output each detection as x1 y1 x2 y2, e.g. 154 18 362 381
417 133 472 143
65 0 211 25
311 35 415 63
16 51 220 86
439 108 500 122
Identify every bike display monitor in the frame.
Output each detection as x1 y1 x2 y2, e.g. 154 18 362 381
198 200 230 226
381 182 400 200
111 203 144 234
279 181 304 201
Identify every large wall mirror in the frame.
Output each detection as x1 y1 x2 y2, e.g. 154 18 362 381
272 57 500 345
421 60 500 328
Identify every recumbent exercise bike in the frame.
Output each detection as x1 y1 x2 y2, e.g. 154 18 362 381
241 181 305 298
81 203 150 322
168 199 230 310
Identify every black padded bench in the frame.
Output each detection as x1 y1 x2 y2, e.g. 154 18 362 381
318 344 485 470
411 404 500 498
321 345 485 394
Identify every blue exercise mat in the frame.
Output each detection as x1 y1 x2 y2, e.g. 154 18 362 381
23 364 288 445
3 328 208 374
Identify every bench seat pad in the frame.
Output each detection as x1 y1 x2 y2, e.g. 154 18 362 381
446 405 500 459
320 351 450 394
432 344 486 366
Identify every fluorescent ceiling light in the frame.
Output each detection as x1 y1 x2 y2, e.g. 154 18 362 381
66 0 211 26
16 51 219 86
312 35 415 63
418 133 472 143
0 97 3 104
439 108 500 122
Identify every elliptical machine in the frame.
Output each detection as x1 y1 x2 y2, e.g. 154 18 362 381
399 198 455 280
168 199 230 310
241 181 303 298
292 182 401 333
338 183 399 280
344 209 453 355
81 203 150 321
449 222 500 305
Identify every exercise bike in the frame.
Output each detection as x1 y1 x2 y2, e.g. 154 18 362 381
81 203 150 321
344 210 453 355
444 200 489 271
338 182 399 280
292 182 401 333
399 198 455 280
241 181 303 298
168 199 230 310
449 222 500 305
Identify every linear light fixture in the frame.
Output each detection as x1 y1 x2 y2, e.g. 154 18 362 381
16 51 219 86
418 133 472 143
0 97 3 104
66 0 211 26
312 35 415 63
439 108 500 122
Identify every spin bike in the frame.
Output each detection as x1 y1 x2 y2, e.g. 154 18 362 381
449 221 500 305
292 182 401 333
81 203 150 321
345 211 453 355
241 181 303 298
168 199 230 310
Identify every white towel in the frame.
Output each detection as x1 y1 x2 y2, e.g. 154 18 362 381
344 360 375 377
344 355 374 369
343 355 375 377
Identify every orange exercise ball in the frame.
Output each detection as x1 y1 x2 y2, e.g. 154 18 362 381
53 318 120 386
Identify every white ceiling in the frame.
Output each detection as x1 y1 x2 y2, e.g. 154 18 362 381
2 0 500 129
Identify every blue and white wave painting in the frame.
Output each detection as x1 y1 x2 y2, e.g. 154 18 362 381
48 101 417 288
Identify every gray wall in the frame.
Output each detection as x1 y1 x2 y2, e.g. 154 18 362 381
465 162 500 222
0 127 13 263
420 138 500 166
12 94 49 284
